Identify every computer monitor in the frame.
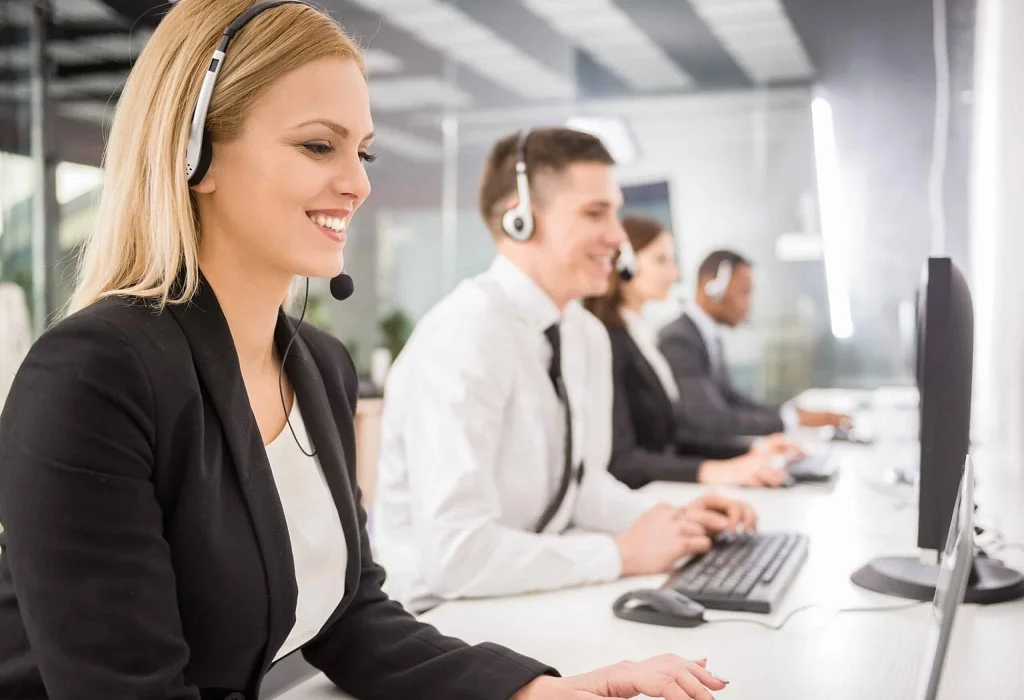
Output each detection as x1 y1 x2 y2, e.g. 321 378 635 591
852 257 1024 604
913 455 974 700
916 258 973 552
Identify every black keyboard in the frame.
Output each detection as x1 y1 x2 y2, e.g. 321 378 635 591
787 448 839 483
663 532 808 614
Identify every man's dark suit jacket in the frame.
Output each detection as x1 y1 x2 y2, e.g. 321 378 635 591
607 327 747 489
658 312 785 440
0 276 552 700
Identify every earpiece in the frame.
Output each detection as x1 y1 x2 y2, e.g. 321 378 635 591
185 1 306 187
703 259 733 301
616 239 637 282
501 129 535 242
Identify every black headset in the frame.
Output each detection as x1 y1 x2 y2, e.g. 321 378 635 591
500 128 636 281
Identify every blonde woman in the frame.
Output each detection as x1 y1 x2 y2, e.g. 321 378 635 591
0 2 728 699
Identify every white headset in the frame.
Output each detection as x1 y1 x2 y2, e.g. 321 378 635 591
703 258 734 301
501 129 535 242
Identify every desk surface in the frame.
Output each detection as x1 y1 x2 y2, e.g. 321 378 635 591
281 408 1024 700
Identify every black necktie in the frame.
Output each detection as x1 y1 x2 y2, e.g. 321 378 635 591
535 323 582 534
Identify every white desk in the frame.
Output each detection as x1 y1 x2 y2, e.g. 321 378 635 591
282 430 1024 699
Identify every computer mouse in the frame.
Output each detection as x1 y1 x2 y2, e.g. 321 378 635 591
612 588 707 628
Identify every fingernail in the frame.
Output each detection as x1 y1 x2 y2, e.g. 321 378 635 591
712 674 730 684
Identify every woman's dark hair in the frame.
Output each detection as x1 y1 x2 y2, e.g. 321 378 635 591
584 215 669 328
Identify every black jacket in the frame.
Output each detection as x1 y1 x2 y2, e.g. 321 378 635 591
658 312 785 439
608 326 752 489
0 277 552 700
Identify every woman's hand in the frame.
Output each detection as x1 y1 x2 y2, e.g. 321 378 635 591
751 433 805 461
513 655 728 700
697 454 790 488
680 491 757 534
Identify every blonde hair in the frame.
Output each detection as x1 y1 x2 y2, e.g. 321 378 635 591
67 0 363 315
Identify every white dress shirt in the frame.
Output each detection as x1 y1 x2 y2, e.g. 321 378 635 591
373 255 653 613
265 403 348 661
685 301 798 432
622 307 680 403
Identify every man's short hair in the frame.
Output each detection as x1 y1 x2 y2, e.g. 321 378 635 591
697 249 752 281
477 127 615 238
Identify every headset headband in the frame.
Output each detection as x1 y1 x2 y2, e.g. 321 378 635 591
185 1 308 186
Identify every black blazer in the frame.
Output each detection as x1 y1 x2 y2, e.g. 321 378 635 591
658 312 785 439
0 277 551 700
607 326 703 488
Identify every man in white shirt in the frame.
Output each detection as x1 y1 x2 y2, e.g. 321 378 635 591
659 250 850 442
374 127 755 614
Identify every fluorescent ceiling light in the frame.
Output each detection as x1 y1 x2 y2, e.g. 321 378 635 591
53 0 120 22
811 96 854 340
688 0 813 83
369 76 472 111
566 116 638 165
59 101 115 123
522 0 692 91
362 48 404 75
49 31 153 64
349 0 574 100
371 124 442 162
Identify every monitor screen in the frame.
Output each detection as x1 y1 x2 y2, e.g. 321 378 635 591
621 180 673 232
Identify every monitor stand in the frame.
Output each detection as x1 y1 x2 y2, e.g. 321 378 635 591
852 555 1024 603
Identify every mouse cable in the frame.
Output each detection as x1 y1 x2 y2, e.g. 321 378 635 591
706 600 926 632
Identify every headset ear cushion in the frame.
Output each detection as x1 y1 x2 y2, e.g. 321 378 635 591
188 128 214 187
502 208 532 241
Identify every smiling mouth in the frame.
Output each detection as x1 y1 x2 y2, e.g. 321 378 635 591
308 212 347 242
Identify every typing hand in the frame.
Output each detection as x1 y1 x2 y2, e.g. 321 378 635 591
797 409 850 429
681 492 757 535
750 433 805 461
697 454 790 488
614 503 712 576
513 656 728 700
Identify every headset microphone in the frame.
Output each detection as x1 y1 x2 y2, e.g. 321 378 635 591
330 273 355 301
616 240 637 282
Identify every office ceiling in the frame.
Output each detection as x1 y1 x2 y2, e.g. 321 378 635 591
0 0 816 165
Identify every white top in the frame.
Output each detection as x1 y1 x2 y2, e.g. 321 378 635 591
621 306 680 403
265 403 348 661
373 255 653 613
684 301 798 431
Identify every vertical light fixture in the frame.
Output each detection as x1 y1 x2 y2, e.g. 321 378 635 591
811 96 855 340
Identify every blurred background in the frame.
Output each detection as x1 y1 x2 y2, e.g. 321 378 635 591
1 0 1010 428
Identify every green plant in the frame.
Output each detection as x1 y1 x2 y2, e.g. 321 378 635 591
378 308 414 361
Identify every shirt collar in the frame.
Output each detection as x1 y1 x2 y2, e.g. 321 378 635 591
685 300 720 348
488 255 562 334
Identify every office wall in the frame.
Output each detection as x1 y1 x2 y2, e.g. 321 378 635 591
614 89 822 398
